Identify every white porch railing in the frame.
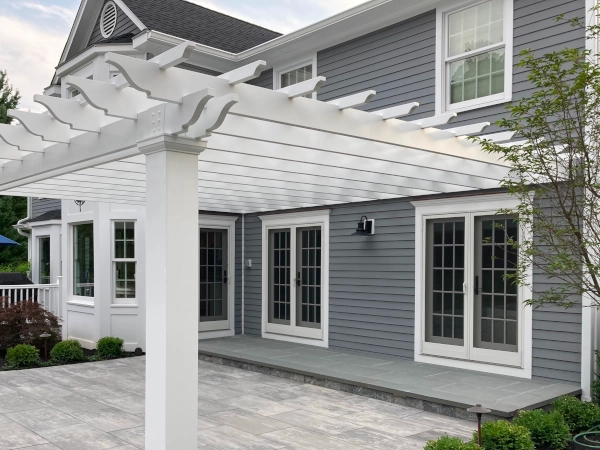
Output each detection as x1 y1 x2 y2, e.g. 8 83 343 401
0 276 62 318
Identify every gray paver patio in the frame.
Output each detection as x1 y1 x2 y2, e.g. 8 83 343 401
0 355 476 449
198 336 581 418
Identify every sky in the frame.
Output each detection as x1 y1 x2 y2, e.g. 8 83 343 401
0 0 367 112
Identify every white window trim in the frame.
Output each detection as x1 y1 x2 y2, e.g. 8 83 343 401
260 209 330 347
435 0 514 115
111 220 137 305
198 214 237 339
413 194 533 378
273 54 318 100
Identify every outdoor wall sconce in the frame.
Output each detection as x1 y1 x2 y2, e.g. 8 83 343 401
74 200 86 212
352 216 375 236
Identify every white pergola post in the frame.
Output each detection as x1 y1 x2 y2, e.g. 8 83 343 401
139 135 204 450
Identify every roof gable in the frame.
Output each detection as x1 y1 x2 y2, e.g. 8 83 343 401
87 0 141 48
121 0 282 53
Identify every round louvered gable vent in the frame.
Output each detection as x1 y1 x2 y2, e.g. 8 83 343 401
100 1 118 39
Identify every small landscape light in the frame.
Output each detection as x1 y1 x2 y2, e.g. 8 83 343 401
40 333 51 361
467 404 491 446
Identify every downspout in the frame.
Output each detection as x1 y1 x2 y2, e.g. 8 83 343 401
14 197 32 238
242 213 245 335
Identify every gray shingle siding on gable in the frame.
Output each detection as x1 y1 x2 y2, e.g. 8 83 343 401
88 1 140 47
31 198 62 218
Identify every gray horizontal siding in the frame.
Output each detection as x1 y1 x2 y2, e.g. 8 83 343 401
317 0 585 135
329 199 415 358
242 214 263 336
248 69 273 90
31 198 61 218
88 1 139 46
317 11 436 121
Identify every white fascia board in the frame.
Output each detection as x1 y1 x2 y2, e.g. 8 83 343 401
133 0 441 73
55 45 144 80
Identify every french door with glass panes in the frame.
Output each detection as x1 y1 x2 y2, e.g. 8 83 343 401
422 213 522 367
267 226 324 340
199 228 229 331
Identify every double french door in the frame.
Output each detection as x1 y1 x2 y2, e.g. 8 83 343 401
199 228 229 331
266 226 323 340
423 213 521 366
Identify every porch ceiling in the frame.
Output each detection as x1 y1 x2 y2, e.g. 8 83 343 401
0 43 512 214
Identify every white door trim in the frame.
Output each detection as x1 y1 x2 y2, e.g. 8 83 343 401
413 194 533 378
198 214 237 339
260 209 331 347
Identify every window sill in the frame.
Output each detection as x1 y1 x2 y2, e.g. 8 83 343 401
443 95 512 115
67 299 94 308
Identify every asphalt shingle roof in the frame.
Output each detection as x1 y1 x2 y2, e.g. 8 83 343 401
121 0 282 53
27 209 62 223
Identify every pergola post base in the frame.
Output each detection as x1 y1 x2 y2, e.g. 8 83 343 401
140 135 206 450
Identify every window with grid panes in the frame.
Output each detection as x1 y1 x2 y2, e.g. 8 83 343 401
446 0 507 108
114 222 136 299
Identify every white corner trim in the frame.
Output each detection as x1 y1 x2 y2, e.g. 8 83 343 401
260 209 330 347
413 193 533 378
273 54 318 100
435 0 514 115
113 0 146 31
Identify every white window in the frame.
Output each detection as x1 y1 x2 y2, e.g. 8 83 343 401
436 0 513 113
414 195 533 378
113 221 136 302
275 58 316 99
260 210 330 346
38 237 51 284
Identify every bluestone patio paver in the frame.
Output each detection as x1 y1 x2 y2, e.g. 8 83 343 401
3 355 476 449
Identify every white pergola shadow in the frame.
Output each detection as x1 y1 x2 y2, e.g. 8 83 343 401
0 42 512 449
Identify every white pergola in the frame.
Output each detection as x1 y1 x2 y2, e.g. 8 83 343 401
0 42 511 449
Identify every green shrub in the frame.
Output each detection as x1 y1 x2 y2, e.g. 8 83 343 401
471 420 534 450
50 340 85 364
593 350 600 405
424 435 480 450
513 409 571 450
553 396 600 434
5 343 40 368
96 336 124 359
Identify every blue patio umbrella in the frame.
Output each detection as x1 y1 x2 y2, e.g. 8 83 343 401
0 234 20 246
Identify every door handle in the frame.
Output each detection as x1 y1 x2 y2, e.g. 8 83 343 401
474 275 480 295
296 272 302 287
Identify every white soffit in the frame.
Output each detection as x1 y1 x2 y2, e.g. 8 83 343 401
0 45 510 214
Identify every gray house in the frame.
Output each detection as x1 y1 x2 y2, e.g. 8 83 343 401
5 0 596 446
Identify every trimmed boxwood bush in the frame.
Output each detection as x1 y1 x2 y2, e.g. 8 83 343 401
50 340 84 364
553 396 600 434
471 420 534 450
6 343 40 368
513 409 571 450
424 435 480 449
96 336 124 359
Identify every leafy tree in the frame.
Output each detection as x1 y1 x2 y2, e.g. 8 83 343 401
0 196 27 265
0 70 26 265
0 70 20 125
478 9 600 308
